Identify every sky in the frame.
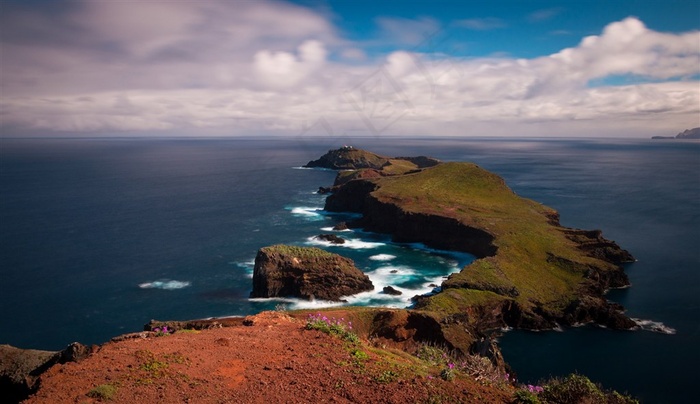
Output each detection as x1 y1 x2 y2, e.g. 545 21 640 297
0 0 698 138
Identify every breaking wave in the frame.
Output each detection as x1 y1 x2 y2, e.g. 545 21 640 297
320 226 352 232
249 297 345 310
369 254 397 261
632 318 677 335
305 236 385 249
139 280 191 290
288 206 324 220
235 260 256 278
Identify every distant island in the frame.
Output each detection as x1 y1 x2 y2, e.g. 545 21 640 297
652 127 700 139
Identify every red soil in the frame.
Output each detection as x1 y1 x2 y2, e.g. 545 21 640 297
25 312 513 403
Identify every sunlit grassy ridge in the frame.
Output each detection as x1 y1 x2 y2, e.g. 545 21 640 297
368 162 618 316
261 244 336 259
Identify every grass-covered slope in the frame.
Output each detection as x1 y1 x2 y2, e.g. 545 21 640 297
325 157 635 338
375 163 590 311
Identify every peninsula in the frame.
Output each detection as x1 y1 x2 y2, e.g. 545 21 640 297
306 147 636 350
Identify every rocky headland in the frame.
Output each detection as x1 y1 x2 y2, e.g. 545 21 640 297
651 126 700 139
310 147 636 354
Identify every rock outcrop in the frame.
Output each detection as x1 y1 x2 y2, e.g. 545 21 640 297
250 245 373 301
0 342 95 402
304 146 440 171
383 286 403 295
314 234 346 244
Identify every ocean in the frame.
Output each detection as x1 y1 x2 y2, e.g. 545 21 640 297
1 137 698 402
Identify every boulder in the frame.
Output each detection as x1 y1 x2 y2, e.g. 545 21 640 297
333 222 349 231
383 286 402 295
250 245 373 301
314 234 346 244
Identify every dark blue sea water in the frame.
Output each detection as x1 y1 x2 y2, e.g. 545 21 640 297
1 137 698 402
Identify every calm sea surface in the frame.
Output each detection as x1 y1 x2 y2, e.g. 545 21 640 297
1 137 698 402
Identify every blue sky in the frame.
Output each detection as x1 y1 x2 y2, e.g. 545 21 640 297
1 0 698 137
304 0 699 58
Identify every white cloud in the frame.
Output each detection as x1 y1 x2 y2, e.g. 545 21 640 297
549 17 700 81
0 1 698 138
254 40 328 88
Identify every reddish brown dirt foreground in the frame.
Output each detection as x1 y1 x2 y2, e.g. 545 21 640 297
25 312 512 403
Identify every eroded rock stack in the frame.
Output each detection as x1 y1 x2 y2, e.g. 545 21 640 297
250 245 373 301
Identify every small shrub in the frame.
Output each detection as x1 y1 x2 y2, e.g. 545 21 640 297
440 364 455 381
305 313 360 344
540 374 604 403
86 384 117 401
533 373 638 403
375 370 399 384
416 344 449 366
415 342 504 385
152 326 171 337
608 391 640 404
135 350 170 378
514 389 541 404
351 349 369 361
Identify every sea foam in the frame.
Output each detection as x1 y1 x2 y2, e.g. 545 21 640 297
369 254 397 261
289 206 324 220
632 318 677 335
320 226 353 232
305 236 385 249
138 280 191 290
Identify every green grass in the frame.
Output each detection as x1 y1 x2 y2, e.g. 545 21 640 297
514 374 639 404
86 384 117 401
380 159 419 175
261 245 336 259
363 162 615 317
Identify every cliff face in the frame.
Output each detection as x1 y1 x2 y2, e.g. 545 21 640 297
327 184 497 257
250 245 373 301
321 157 635 349
676 127 700 139
0 342 94 402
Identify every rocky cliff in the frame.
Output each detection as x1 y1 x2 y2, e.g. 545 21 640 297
676 127 700 139
250 245 373 301
652 127 700 139
320 152 636 354
0 342 94 402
